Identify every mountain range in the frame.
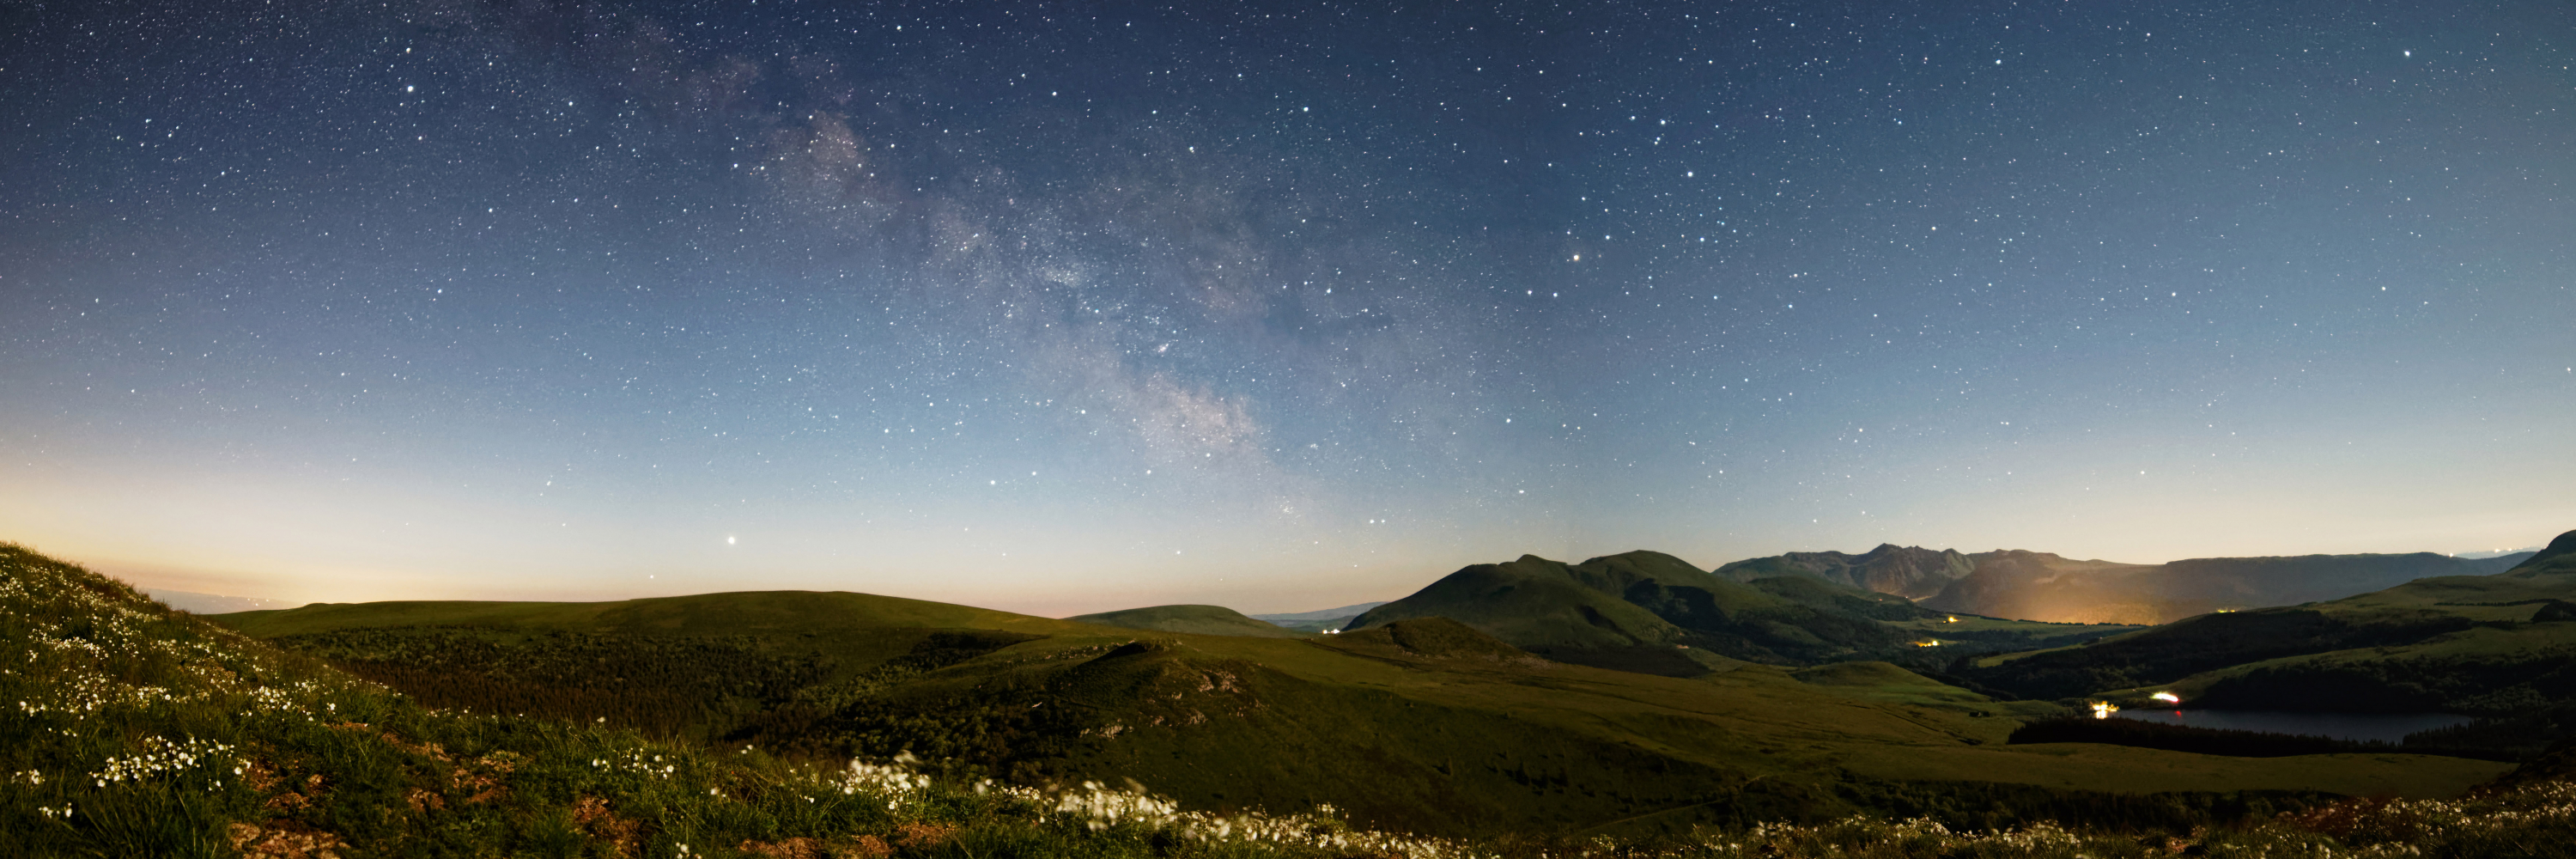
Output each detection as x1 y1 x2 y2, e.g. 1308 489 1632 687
1713 545 2538 625
1338 550 2124 673
1713 544 1975 600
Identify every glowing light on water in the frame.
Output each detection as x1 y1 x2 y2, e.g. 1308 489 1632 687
2152 691 2181 704
2090 702 2119 720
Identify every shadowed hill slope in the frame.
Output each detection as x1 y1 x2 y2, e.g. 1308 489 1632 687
8 542 1496 857
1342 554 1708 672
1324 616 1549 665
217 588 1093 639
1067 604 1304 637
2506 530 2576 576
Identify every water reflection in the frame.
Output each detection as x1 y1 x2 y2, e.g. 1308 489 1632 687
2109 709 2473 744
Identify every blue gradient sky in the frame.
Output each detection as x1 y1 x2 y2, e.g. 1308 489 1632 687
3 0 2569 615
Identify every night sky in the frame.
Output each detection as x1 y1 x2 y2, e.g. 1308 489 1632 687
3 0 2570 614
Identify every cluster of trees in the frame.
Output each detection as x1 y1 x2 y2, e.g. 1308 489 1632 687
2403 708 2576 761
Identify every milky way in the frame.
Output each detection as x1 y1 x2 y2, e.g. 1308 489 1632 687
3 0 2570 612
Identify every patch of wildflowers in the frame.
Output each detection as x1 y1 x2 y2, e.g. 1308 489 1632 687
91 735 243 787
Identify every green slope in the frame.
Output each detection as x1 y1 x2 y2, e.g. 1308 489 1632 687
1066 604 1305 637
5 543 1458 859
783 620 2500 835
1346 554 1688 647
23 541 2576 859
181 552 2508 837
1564 549 1793 615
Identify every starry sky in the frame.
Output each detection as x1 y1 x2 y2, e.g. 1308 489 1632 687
3 0 2571 615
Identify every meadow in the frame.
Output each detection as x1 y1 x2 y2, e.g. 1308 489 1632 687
9 540 2576 857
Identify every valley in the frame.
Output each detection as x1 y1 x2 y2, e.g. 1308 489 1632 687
197 535 2576 837
9 530 2575 856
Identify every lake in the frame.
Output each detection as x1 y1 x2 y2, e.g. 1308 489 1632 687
2109 709 2475 744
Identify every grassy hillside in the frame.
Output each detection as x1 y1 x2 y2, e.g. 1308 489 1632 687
0 542 1485 859
21 539 2576 856
1343 554 1705 671
2511 530 2576 575
1066 605 1304 637
1787 661 2041 714
206 561 2533 838
218 588 1091 639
